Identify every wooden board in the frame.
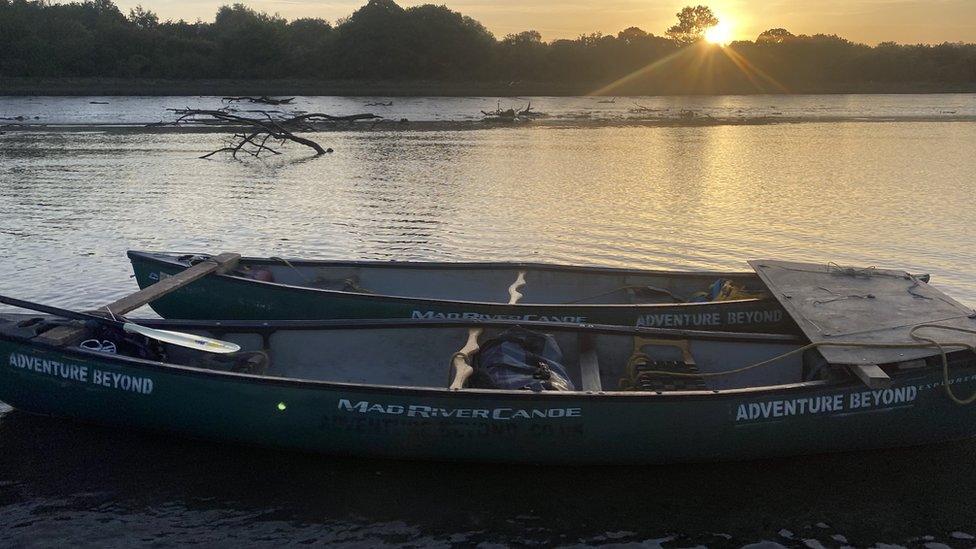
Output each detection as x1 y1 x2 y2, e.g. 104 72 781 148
578 333 602 392
750 260 976 365
848 364 891 389
35 323 90 346
103 253 240 315
37 253 241 346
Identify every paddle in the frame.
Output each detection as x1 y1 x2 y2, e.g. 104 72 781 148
0 294 241 354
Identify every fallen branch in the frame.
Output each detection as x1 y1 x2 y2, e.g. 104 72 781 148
167 108 378 158
481 101 546 122
629 103 659 113
222 96 295 105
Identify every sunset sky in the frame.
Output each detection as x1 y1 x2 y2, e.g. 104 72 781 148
115 1 975 45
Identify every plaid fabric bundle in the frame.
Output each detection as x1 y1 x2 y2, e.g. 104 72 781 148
471 327 575 392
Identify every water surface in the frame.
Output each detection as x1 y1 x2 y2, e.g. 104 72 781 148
2 93 975 126
1 95 975 546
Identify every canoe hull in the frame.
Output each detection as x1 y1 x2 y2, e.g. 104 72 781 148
130 253 790 332
3 336 975 464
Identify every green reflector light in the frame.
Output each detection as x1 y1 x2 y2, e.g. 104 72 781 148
277 402 287 411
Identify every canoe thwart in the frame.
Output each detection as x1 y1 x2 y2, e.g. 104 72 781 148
104 252 241 315
848 363 891 389
449 327 483 389
578 333 602 391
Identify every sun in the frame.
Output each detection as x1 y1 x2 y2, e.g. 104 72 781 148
704 21 733 45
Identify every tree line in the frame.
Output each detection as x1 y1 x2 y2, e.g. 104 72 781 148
1 0 974 94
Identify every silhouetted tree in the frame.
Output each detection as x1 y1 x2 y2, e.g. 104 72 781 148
400 4 494 78
0 0 974 93
498 30 546 80
757 28 794 44
617 27 648 45
666 5 718 45
128 5 158 29
212 4 288 78
285 18 334 76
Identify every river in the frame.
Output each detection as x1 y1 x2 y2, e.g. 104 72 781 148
1 94 975 546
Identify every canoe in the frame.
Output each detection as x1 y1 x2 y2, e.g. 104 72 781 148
127 251 793 332
4 258 972 463
3 303 976 464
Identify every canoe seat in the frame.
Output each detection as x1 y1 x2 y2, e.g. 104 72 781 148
578 333 602 391
448 328 483 389
619 337 708 391
508 271 527 304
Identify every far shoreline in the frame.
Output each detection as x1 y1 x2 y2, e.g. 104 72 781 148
2 78 976 97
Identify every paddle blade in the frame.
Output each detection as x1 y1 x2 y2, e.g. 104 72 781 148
123 323 241 354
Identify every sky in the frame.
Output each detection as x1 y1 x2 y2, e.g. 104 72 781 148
115 1 976 45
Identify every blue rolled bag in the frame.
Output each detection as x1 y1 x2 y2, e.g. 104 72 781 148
470 327 575 391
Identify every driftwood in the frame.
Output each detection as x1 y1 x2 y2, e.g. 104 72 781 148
481 101 545 122
678 109 714 120
364 101 393 107
629 103 659 113
222 96 295 105
166 108 380 159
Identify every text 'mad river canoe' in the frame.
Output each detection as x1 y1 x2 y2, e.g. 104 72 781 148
128 251 795 332
2 259 976 463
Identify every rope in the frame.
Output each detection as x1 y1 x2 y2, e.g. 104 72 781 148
268 257 373 293
269 256 311 283
909 324 976 405
769 262 905 280
564 285 684 304
826 262 880 278
629 323 976 405
80 339 117 354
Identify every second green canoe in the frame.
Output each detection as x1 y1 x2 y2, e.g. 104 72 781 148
128 250 794 332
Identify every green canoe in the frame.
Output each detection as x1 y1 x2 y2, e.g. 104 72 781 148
128 251 793 332
2 297 976 463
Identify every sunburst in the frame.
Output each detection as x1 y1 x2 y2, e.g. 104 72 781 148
704 21 733 45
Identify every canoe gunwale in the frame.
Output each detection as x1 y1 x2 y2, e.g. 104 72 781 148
133 316 803 343
127 250 774 310
128 250 758 279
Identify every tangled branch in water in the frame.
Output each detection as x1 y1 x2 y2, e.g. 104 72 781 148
163 108 381 159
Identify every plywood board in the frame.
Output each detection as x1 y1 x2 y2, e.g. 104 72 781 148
750 260 976 364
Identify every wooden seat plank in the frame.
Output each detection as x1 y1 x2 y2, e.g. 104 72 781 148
848 364 891 389
578 333 602 391
103 253 241 316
